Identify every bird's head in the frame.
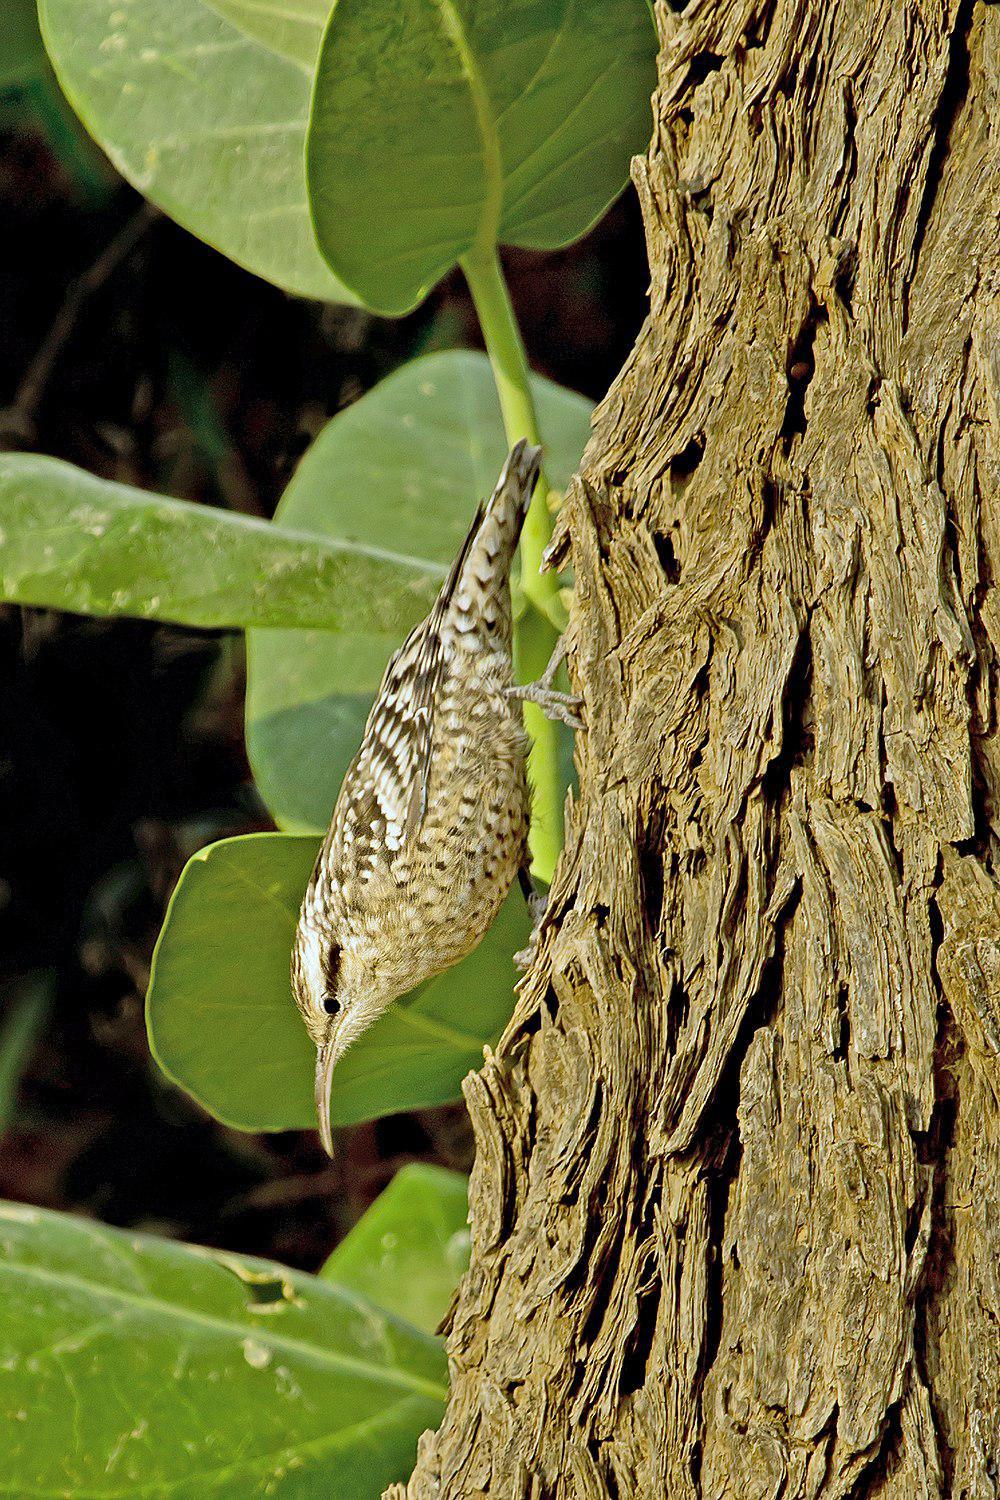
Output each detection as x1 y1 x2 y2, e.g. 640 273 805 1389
290 918 390 1156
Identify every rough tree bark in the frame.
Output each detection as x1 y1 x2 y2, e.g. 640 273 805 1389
394 0 1000 1493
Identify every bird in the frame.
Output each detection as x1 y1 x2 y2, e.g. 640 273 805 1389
291 440 581 1155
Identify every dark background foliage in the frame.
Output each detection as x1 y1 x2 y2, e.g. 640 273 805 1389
0 110 647 1271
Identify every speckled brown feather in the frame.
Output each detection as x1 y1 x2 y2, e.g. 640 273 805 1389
292 443 540 1090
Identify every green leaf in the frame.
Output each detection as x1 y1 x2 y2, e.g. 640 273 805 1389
0 1200 445 1496
146 833 530 1132
203 0 330 67
0 0 47 93
0 452 439 631
307 0 657 314
38 0 355 300
147 835 318 1134
322 1165 470 1335
246 349 592 833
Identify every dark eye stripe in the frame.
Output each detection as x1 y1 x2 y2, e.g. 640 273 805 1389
320 944 342 1017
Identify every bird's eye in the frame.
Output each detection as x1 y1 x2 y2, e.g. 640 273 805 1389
321 944 341 1017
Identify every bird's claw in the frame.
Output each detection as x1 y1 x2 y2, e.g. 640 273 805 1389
514 881 548 973
508 681 585 730
514 922 544 974
513 941 535 973
526 888 547 925
508 635 585 730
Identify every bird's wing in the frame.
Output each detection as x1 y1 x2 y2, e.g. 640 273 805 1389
330 500 487 878
326 619 441 881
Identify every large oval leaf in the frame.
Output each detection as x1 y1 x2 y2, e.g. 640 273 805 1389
321 1164 470 1335
0 453 439 631
246 349 592 833
39 0 354 300
307 0 657 313
146 833 530 1132
204 0 330 67
0 1200 445 1496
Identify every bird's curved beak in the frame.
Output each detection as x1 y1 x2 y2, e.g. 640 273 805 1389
314 1041 337 1157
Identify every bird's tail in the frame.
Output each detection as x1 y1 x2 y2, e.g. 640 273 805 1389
441 440 542 644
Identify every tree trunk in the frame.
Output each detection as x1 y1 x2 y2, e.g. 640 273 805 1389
395 0 1000 1493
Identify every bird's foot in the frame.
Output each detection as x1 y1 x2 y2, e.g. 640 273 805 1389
515 869 549 973
514 934 540 974
510 681 584 730
507 636 585 730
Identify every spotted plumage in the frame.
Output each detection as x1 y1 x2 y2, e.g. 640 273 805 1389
293 441 541 1153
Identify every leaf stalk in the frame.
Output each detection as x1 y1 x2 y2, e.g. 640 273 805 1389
461 247 566 881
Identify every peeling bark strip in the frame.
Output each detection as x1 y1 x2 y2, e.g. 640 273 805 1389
395 1 1000 1495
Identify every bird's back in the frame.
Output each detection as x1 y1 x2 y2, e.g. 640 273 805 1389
299 442 540 989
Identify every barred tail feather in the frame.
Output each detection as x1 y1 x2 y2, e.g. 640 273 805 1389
443 440 542 642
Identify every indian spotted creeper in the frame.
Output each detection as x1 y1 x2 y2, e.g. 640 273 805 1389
291 441 580 1153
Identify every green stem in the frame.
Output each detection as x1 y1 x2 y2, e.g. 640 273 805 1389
461 247 565 882
460 248 565 630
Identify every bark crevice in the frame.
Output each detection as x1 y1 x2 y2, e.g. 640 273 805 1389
904 0 976 335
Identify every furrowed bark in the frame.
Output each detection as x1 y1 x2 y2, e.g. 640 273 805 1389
394 0 1000 1493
